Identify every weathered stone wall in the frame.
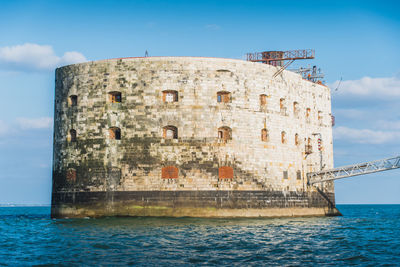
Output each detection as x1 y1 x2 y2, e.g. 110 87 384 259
52 57 336 218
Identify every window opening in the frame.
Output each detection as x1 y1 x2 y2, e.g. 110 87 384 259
305 137 312 154
281 131 286 144
318 111 323 124
162 90 178 103
283 171 288 179
260 94 267 106
218 126 232 142
293 102 299 115
68 95 77 107
109 92 122 103
163 126 178 139
261 128 269 142
66 169 76 182
297 170 301 180
109 127 121 140
69 129 77 142
306 108 311 117
217 91 231 103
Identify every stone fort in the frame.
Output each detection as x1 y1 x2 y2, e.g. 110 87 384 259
51 56 340 218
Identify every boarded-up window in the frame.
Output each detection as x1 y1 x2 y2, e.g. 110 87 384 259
260 94 267 106
281 131 286 144
163 126 178 139
109 127 121 140
69 129 77 142
66 169 76 182
218 126 232 142
161 166 179 179
217 91 231 103
295 133 299 146
219 166 234 179
108 91 122 103
297 170 302 180
162 90 178 102
68 95 77 107
283 171 288 179
261 128 269 142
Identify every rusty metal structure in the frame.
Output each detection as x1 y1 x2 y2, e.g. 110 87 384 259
246 49 315 65
290 65 325 84
246 49 315 78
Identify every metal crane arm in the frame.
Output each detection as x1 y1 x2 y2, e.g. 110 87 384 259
307 156 400 185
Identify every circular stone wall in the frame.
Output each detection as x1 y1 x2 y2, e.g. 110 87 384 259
51 57 338 218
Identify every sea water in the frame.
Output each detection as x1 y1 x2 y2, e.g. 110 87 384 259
0 205 399 266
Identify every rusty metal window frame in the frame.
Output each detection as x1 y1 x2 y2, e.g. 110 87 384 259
217 91 231 103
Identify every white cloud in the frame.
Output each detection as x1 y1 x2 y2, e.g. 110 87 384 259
376 120 400 130
0 120 10 136
333 108 367 120
334 126 400 144
331 76 400 99
205 24 221 30
16 117 53 130
0 43 86 72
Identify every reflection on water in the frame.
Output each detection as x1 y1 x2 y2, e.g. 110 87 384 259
0 205 399 266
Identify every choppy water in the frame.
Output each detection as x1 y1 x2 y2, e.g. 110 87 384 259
0 205 399 266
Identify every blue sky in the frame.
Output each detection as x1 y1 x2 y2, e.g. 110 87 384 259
0 0 399 204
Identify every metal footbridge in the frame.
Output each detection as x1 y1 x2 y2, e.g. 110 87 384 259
307 155 400 185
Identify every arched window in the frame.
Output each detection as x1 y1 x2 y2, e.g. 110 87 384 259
162 90 178 102
108 91 122 103
217 91 231 103
161 166 179 179
280 98 286 114
68 95 77 107
109 127 121 140
218 126 232 142
69 129 77 142
261 128 269 142
293 102 299 115
163 126 178 139
318 111 323 124
260 94 267 107
281 131 286 144
219 166 234 179
295 133 299 146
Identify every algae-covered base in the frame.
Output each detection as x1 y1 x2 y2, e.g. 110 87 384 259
51 190 341 218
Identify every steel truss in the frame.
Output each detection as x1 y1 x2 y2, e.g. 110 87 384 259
246 49 315 63
307 156 400 185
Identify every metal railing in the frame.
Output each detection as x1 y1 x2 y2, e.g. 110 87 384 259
246 49 315 63
307 156 400 185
